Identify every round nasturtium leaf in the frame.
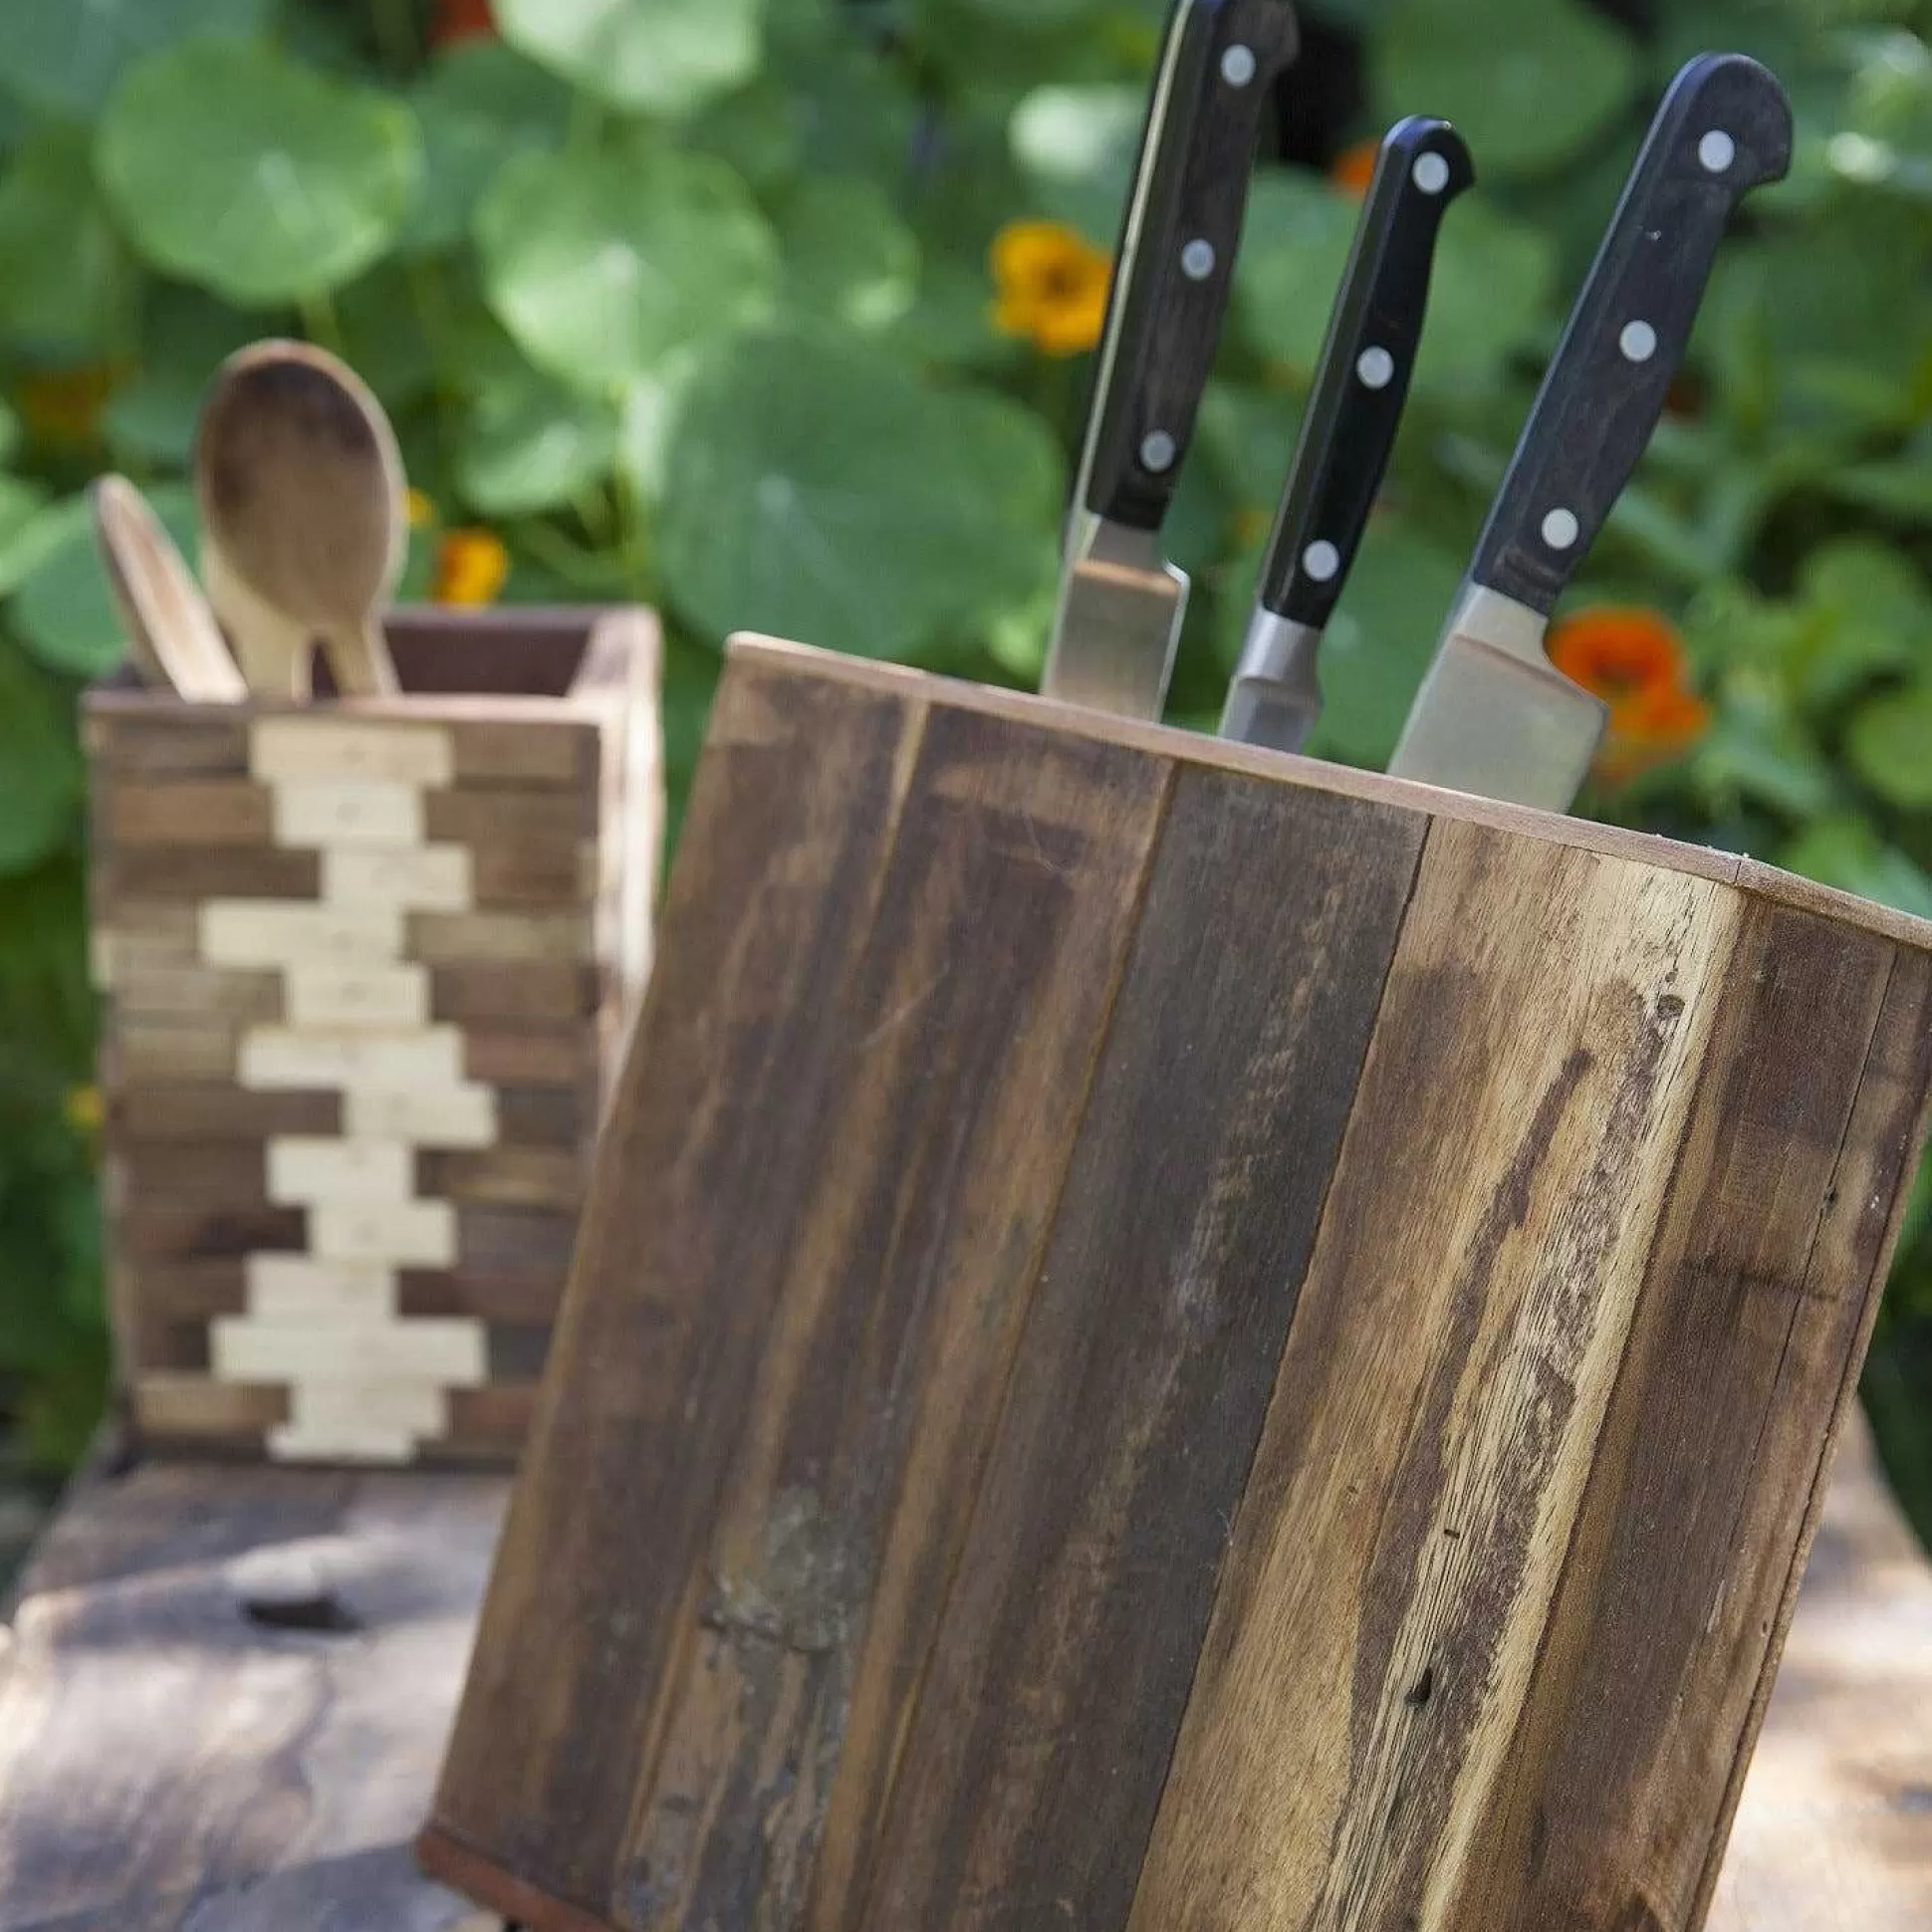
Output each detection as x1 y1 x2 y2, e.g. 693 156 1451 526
403 38 573 257
12 484 198 680
1009 83 1145 244
495 0 763 118
96 41 421 307
0 639 82 877
778 177 918 332
0 0 266 117
456 369 619 517
660 331 1064 662
1374 0 1640 181
477 146 778 393
0 126 132 353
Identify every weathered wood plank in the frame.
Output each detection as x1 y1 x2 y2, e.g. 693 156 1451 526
1127 820 1742 1932
843 769 1422 1932
1449 929 1932 1930
0 1464 503 1932
430 661 926 1917
611 706 1171 1932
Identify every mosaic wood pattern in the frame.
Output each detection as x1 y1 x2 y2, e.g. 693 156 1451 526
88 606 660 1466
422 637 1932 1932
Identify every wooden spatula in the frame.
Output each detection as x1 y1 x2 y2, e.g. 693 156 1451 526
194 340 406 699
90 475 247 702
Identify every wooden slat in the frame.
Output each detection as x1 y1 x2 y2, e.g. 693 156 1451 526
463 1029 597 1089
398 1270 571 1323
845 769 1423 1932
430 662 926 1918
1126 819 1743 1932
112 1082 343 1141
425 789 594 846
85 711 251 777
430 962 599 1024
98 779 274 846
93 845 322 903
416 1147 586 1210
129 1373 289 1439
613 704 1172 1930
1447 930 1932 1930
120 1203 308 1263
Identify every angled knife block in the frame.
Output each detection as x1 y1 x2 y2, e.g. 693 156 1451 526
421 636 1932 1932
86 605 661 1466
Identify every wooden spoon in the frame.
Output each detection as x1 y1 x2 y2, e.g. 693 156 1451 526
194 340 405 699
90 475 247 702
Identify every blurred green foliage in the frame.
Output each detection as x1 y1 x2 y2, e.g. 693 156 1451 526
0 0 1930 1528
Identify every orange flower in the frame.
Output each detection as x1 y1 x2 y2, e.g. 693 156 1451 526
1328 138 1381 199
434 528 509 606
1550 606 1711 783
16 362 121 451
430 0 496 47
991 221 1113 357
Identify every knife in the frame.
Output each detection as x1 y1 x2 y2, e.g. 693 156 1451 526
1220 118 1473 753
1043 0 1300 719
1387 53 1793 809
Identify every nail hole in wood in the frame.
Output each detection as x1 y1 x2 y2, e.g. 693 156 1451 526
1406 1665 1435 1709
241 1590 362 1635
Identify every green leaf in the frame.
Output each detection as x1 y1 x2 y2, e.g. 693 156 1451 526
97 41 421 307
1409 197 1558 398
495 0 763 118
660 330 1064 661
1233 171 1361 375
1783 815 1932 921
0 126 131 355
403 39 573 257
1695 692 1839 820
0 0 265 117
11 484 197 680
477 147 778 393
1374 0 1640 180
0 641 81 876
1796 538 1930 707
778 176 919 332
1847 686 1932 808
1009 82 1144 243
102 285 261 466
456 369 618 517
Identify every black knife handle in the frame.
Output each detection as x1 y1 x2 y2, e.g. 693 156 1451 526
1471 52 1793 614
1079 0 1300 531
1258 118 1473 626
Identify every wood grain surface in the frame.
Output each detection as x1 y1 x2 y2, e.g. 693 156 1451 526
420 641 1932 1932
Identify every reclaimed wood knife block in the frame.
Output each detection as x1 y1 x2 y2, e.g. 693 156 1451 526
86 605 661 1466
420 635 1932 1932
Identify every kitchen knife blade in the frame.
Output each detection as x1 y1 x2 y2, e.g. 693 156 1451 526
1388 53 1793 809
1221 117 1473 753
1044 0 1300 719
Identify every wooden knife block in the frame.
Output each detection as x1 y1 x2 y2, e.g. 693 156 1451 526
86 606 661 1466
420 635 1932 1932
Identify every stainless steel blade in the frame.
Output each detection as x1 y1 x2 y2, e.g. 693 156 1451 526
1219 607 1324 753
1042 516 1189 719
1387 584 1609 811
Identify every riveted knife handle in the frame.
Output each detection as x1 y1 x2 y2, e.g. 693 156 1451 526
1469 52 1792 615
1258 118 1472 626
1078 0 1300 532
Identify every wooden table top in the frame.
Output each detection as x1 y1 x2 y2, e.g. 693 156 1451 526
0 1415 1924 1932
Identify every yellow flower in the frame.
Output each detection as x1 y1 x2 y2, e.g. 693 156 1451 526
406 487 436 529
991 220 1113 357
434 528 509 606
66 1086 104 1136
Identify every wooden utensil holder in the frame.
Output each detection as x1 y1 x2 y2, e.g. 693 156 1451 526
86 605 661 1467
420 634 1932 1932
